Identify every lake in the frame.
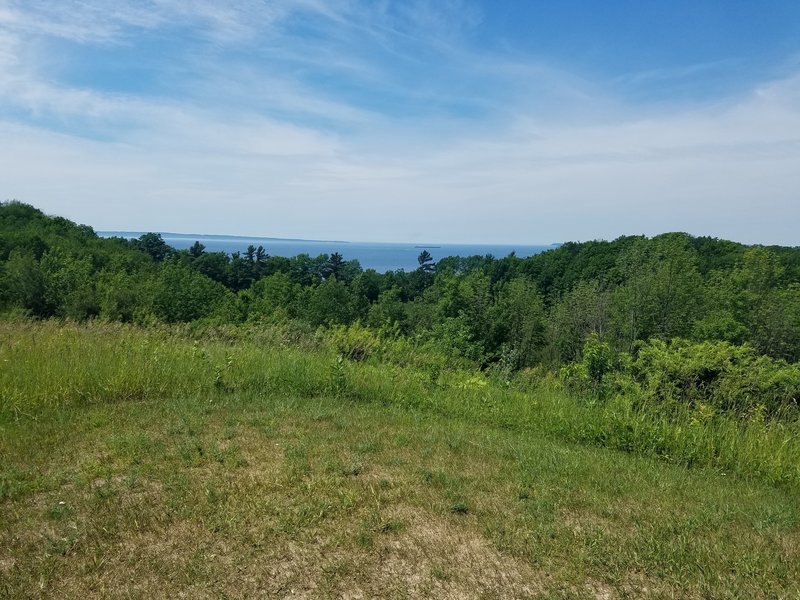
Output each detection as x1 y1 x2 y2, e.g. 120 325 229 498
99 232 558 272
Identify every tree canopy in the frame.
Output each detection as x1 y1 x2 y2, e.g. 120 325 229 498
3 201 800 368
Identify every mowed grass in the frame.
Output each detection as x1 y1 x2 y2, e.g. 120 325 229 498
1 322 799 598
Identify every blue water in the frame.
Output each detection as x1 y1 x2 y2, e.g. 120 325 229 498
100 232 556 272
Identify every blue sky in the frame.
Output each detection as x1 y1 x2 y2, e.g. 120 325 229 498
1 1 799 244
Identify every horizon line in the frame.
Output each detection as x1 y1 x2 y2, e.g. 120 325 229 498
97 230 563 248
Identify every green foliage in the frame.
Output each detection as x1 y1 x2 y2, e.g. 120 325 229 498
327 322 382 362
244 271 301 322
4 322 799 597
304 277 356 327
631 339 800 416
560 333 621 400
4 204 800 596
549 279 611 363
748 284 800 362
154 262 233 323
188 240 206 258
366 287 406 330
583 333 616 387
2 320 799 489
489 276 546 368
133 232 172 262
449 501 469 515
424 317 484 363
2 201 800 421
1 250 49 316
39 248 99 319
96 268 156 323
691 308 748 345
611 234 702 349
191 251 230 285
417 250 435 272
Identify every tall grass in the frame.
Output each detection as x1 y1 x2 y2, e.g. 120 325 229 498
2 319 799 488
0 320 330 412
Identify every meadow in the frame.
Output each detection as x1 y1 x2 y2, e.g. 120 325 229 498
2 320 799 598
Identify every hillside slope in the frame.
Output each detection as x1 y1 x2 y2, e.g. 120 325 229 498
1 322 798 599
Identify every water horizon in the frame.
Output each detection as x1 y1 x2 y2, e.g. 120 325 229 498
99 231 559 272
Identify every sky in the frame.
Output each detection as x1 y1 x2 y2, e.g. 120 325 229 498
1 1 800 245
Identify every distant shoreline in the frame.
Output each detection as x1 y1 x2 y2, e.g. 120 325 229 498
98 231 350 244
99 231 562 248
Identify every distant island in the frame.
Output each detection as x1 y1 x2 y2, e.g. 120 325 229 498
98 231 350 244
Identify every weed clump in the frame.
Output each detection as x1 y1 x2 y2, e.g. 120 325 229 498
449 501 469 515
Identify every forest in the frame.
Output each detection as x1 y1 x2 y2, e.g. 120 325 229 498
2 200 800 421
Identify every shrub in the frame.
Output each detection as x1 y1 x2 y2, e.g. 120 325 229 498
560 334 620 400
631 339 800 416
326 322 382 362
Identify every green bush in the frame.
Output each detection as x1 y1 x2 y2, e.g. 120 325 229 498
326 322 382 361
560 334 620 400
631 339 800 416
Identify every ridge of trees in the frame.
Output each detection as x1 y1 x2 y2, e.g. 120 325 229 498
2 201 800 370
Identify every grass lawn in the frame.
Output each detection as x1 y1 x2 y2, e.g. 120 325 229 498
2 391 798 599
1 322 799 598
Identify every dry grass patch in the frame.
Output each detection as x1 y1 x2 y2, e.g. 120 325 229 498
374 506 545 598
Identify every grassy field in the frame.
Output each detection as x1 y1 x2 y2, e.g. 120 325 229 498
1 321 799 598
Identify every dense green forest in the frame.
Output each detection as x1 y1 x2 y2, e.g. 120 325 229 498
2 200 800 418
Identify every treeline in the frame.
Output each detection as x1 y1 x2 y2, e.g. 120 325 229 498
2 201 800 416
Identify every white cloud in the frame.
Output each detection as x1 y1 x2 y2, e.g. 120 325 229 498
3 72 799 244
